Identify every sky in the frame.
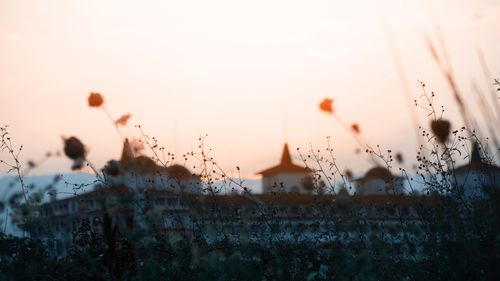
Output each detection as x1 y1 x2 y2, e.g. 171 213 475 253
1 0 499 179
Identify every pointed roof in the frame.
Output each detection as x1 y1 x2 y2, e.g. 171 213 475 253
256 143 310 176
119 138 166 173
119 139 198 175
280 143 292 164
454 141 500 173
470 142 482 164
120 138 135 163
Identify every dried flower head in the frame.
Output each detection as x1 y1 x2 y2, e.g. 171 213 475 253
351 123 360 134
63 136 85 160
115 113 132 126
430 119 451 143
395 152 404 164
319 98 334 114
88 92 104 107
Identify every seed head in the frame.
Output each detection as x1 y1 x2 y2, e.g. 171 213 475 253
63 136 85 160
88 92 104 107
319 98 334 114
430 119 451 143
351 123 360 134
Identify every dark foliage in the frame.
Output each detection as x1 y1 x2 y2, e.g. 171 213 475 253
1 194 499 281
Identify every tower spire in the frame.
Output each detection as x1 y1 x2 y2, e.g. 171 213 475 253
120 138 135 163
470 142 482 164
280 143 292 164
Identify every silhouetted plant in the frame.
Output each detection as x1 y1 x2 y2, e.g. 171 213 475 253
1 77 499 281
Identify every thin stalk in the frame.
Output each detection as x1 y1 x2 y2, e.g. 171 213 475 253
432 22 474 129
477 48 500 119
102 106 124 141
85 159 105 184
472 82 500 161
3 207 8 233
382 19 423 148
333 114 379 166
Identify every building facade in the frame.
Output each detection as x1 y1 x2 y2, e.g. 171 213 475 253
257 143 313 194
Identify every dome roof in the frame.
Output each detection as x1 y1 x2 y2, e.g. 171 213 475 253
134 156 158 168
120 155 166 173
363 167 394 182
167 164 194 181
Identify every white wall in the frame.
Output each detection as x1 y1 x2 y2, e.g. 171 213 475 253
455 168 500 199
356 178 405 195
262 172 311 194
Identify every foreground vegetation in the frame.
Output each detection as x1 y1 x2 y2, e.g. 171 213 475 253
1 78 499 280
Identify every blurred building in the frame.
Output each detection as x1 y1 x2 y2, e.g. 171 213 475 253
453 142 500 199
18 141 500 257
256 143 314 194
23 185 428 257
104 139 201 193
354 167 405 195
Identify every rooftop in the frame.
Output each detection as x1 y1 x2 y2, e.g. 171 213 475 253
256 143 310 176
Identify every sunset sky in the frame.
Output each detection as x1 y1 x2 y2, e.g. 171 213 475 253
1 0 499 178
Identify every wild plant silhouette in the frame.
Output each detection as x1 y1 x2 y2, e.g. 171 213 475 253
1 81 499 281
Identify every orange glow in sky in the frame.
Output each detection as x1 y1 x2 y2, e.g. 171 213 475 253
1 0 499 177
